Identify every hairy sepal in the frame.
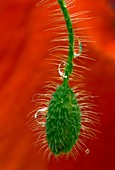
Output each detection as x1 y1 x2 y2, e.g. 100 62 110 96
46 84 81 155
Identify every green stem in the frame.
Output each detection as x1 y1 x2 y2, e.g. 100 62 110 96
58 0 74 86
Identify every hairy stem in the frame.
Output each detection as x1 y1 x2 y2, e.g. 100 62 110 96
58 0 74 86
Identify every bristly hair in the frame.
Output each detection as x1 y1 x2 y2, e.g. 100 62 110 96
28 0 100 161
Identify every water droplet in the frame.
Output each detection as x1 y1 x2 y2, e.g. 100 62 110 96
58 61 67 78
74 37 82 58
38 121 46 127
85 148 90 155
35 107 47 127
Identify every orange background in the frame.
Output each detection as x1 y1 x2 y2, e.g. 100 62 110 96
0 0 115 170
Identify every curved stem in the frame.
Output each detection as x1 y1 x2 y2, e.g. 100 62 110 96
58 0 74 86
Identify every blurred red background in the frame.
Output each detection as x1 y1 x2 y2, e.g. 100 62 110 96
0 0 115 170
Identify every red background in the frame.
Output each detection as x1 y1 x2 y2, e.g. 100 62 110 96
0 0 115 170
